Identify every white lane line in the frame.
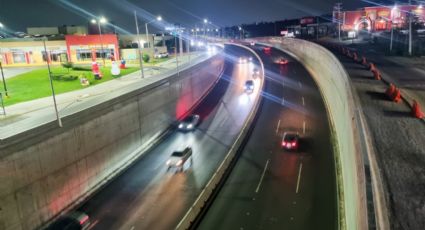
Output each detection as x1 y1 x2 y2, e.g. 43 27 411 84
303 121 306 134
256 159 270 193
281 97 285 105
296 163 303 194
298 81 302 88
276 119 281 134
302 97 305 106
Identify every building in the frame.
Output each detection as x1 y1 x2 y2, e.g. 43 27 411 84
27 25 88 36
0 34 119 66
335 4 425 33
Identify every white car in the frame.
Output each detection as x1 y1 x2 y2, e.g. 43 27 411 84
154 52 169 59
244 80 255 93
166 147 193 172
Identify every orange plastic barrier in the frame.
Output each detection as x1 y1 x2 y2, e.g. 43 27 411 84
412 100 425 119
372 69 382 80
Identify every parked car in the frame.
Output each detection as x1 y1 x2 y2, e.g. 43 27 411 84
178 114 200 131
154 52 169 59
281 132 300 151
166 147 193 172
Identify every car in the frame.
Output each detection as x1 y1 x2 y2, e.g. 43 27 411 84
277 58 289 65
253 68 260 76
46 212 90 230
178 114 200 131
239 57 248 64
166 147 193 172
244 80 255 93
281 132 300 151
154 52 169 59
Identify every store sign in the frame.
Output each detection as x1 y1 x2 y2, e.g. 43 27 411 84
300 17 314 25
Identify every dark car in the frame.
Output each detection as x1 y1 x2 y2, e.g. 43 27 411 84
281 132 300 151
244 80 255 93
178 114 200 131
47 212 90 230
166 147 193 172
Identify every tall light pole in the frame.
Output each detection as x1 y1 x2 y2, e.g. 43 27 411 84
145 15 162 49
408 0 412 56
203 19 208 37
43 37 62 127
91 17 107 66
0 22 8 97
134 11 145 78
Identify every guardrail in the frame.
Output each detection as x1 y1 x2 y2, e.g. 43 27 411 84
175 43 266 230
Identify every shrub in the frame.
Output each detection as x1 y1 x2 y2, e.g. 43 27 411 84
142 54 150 63
72 65 92 71
52 74 78 81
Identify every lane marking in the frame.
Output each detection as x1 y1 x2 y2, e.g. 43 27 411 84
303 121 306 134
255 159 270 193
281 97 285 105
302 97 305 106
298 81 302 88
276 119 281 134
296 163 303 194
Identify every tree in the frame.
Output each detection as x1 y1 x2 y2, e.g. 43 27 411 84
61 62 74 73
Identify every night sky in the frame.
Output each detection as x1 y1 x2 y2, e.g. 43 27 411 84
0 0 397 33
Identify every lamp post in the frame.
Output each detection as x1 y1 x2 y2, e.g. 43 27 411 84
91 17 107 66
0 22 8 97
134 11 145 78
203 19 208 37
145 16 162 49
43 37 62 127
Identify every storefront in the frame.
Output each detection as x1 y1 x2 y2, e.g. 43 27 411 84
65 34 119 63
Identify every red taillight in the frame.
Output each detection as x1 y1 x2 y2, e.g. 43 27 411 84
292 142 296 147
282 141 286 146
79 215 89 225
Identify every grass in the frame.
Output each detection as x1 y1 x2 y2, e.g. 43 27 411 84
1 66 139 106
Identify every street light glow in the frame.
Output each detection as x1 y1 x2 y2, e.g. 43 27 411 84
99 17 107 24
0 22 3 28
204 19 208 24
91 19 97 24
157 16 162 21
419 4 423 9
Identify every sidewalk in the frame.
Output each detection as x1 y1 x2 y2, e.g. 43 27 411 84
0 52 210 137
324 42 425 230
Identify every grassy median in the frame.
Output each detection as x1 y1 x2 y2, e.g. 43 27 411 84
0 66 139 106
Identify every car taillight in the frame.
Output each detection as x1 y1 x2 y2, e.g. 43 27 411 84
286 143 291 148
292 142 296 147
282 141 286 146
79 215 89 225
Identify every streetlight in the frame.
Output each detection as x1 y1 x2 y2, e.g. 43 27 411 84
91 16 107 66
0 22 7 97
203 19 208 36
134 11 145 78
145 15 162 49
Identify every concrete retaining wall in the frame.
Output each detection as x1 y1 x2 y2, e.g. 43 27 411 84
253 37 367 230
0 55 224 230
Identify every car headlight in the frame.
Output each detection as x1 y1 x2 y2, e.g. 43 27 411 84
178 124 183 129
187 124 193 129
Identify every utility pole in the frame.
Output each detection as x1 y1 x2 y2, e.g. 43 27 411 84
334 3 343 41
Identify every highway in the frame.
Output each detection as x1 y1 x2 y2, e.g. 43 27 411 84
197 46 337 230
72 46 262 230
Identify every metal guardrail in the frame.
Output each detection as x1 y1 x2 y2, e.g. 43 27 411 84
175 43 266 230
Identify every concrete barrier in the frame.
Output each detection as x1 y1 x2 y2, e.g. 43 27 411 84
251 37 368 230
0 54 224 230
175 44 265 230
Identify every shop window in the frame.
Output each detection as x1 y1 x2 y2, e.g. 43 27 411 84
13 52 26 63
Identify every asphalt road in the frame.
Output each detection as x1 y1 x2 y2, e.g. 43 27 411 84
69 47 262 230
197 46 337 230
